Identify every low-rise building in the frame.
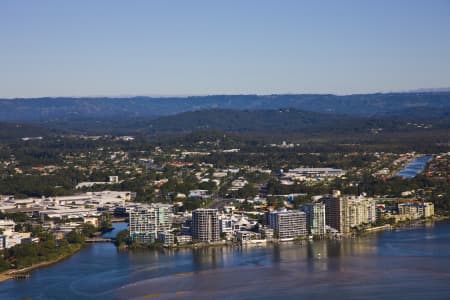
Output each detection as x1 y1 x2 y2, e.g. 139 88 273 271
0 219 16 232
158 231 175 247
260 227 274 240
398 202 434 219
188 190 210 199
83 216 99 227
236 230 261 242
283 168 346 181
176 235 192 244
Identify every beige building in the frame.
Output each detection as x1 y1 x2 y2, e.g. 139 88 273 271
398 202 434 219
83 216 99 227
345 196 377 228
321 194 377 233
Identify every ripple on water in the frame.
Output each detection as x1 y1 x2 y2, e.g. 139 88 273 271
1 222 450 300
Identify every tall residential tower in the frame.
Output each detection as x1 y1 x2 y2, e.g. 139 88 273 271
192 209 220 243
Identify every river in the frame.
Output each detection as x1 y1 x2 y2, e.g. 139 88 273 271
1 221 450 300
396 155 433 179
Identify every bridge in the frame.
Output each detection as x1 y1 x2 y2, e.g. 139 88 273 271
112 217 128 222
85 237 115 243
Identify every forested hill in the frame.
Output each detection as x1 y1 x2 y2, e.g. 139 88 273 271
0 122 56 141
374 106 450 123
145 108 436 134
0 92 449 122
2 106 448 137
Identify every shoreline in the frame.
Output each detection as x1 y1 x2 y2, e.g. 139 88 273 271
357 215 449 238
123 215 450 251
0 244 83 284
1 216 447 284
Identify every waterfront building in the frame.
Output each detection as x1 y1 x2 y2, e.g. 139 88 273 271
129 207 156 243
236 231 261 242
158 231 175 246
302 202 326 236
176 235 192 244
192 209 220 243
321 195 377 233
219 217 233 235
345 196 377 227
321 196 349 233
259 227 274 240
0 232 32 249
0 219 36 249
268 210 307 239
129 204 172 243
181 219 192 235
398 202 434 218
154 203 172 232
218 214 257 236
422 202 435 218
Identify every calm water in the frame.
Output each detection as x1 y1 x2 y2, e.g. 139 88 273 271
1 222 450 300
397 155 432 179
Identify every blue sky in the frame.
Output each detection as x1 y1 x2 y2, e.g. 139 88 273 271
1 0 449 98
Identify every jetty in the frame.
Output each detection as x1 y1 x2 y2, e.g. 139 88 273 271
11 273 30 280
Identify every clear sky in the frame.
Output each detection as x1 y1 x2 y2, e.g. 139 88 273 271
1 0 450 98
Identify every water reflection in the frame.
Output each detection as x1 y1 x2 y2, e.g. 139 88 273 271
0 222 449 300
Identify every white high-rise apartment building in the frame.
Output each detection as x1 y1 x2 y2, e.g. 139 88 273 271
268 210 307 239
302 203 326 236
129 204 172 243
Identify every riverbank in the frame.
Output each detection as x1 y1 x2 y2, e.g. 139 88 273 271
118 218 449 251
2 221 450 300
4 216 446 285
390 215 449 229
0 244 83 284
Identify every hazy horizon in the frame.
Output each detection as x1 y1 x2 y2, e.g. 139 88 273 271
1 86 450 100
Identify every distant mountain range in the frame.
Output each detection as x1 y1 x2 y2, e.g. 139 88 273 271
0 92 449 122
0 92 448 138
4 106 443 137
408 87 450 93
